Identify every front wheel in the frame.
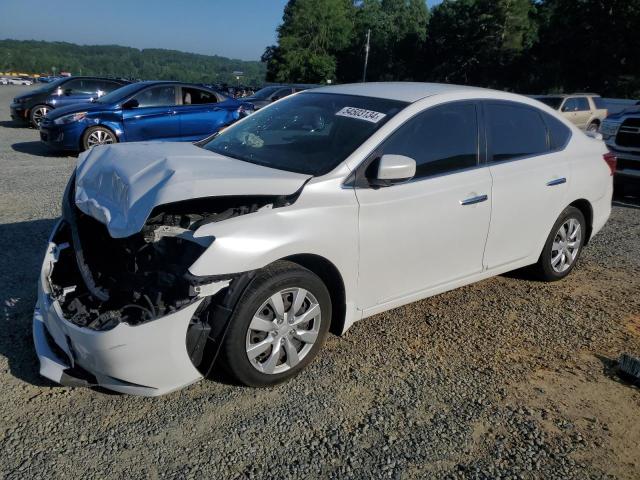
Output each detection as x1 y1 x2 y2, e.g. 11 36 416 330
219 260 332 387
81 126 117 151
30 105 50 128
531 206 586 281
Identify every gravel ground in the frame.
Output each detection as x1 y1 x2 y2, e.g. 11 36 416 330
1 85 639 480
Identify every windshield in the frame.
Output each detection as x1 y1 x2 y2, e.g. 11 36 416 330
251 86 285 100
202 92 407 176
95 82 144 104
535 96 564 110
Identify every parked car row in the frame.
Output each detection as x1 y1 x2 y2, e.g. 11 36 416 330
1 76 34 85
9 77 321 151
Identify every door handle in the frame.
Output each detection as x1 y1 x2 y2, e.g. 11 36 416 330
460 194 488 206
546 177 567 186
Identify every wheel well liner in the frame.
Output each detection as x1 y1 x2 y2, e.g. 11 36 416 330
569 198 593 244
284 254 347 336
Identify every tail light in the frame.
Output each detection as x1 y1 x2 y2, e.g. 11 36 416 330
603 152 617 175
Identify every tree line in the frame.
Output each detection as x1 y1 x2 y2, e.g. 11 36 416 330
262 0 640 98
0 40 266 85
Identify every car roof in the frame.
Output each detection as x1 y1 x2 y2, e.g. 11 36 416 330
310 82 490 103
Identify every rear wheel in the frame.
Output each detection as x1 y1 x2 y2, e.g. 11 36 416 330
586 121 599 132
531 206 586 281
220 260 331 387
30 105 50 128
81 126 117 150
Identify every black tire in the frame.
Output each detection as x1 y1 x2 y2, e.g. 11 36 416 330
81 126 117 151
586 121 599 132
29 104 50 128
220 260 332 387
531 206 586 282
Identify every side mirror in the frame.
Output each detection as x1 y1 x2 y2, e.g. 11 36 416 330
369 154 416 187
122 99 139 109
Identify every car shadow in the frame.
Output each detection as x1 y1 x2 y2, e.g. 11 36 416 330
0 120 28 129
11 141 75 158
0 218 62 387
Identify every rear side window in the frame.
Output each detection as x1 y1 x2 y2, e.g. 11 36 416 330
485 102 548 162
381 102 479 179
592 97 606 109
563 97 590 112
542 112 572 150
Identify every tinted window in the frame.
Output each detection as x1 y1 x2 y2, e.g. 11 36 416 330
203 92 407 176
593 97 606 109
575 97 590 111
486 102 548 162
542 112 572 150
60 79 103 94
133 86 176 107
380 102 479 179
182 87 218 105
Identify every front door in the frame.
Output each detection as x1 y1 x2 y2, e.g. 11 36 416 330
122 85 180 142
356 102 492 310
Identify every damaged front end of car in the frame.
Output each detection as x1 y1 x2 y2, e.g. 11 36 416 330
36 173 301 393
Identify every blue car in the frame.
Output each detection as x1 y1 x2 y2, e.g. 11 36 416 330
40 81 253 151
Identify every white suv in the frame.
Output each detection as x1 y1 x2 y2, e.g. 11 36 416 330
34 83 613 396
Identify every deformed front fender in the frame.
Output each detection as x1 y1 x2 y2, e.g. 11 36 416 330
188 180 361 330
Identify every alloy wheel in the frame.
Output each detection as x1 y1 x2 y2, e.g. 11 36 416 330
245 287 322 375
550 218 582 273
86 129 115 147
32 106 49 127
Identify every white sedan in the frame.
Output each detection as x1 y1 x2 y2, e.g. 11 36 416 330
33 83 613 396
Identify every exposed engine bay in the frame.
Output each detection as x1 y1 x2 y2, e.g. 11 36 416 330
48 178 296 333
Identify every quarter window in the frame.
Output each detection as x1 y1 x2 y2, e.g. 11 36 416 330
542 112 572 150
133 86 177 108
485 103 548 162
380 102 479 179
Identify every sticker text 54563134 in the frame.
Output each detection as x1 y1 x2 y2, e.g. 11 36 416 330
336 106 387 124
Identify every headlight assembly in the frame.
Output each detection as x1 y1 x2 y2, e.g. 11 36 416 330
54 112 87 125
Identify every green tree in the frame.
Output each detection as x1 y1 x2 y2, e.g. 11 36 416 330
533 0 640 97
263 0 355 83
337 0 429 82
424 0 536 89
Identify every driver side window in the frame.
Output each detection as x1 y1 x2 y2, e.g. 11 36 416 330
133 86 177 108
380 102 479 180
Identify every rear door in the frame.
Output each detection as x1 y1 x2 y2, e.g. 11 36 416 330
122 85 180 141
483 101 571 269
175 86 233 141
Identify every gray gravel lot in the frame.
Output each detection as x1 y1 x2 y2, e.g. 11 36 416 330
1 85 639 480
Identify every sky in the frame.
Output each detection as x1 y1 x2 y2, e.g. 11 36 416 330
0 0 442 61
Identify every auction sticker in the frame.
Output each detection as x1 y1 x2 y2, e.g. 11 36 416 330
336 106 386 123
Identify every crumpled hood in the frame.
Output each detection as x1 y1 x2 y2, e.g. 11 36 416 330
74 142 311 238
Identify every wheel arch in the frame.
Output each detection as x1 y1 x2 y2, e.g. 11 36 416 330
569 198 594 244
282 253 347 336
79 124 119 150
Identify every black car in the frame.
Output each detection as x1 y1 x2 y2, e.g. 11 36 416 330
242 84 319 109
10 76 131 127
